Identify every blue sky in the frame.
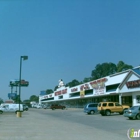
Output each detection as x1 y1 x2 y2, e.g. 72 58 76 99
0 0 140 101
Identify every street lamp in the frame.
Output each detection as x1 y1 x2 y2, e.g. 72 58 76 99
18 55 28 117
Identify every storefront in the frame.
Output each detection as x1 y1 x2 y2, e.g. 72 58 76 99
39 67 140 108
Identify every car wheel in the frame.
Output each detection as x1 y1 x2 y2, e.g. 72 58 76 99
90 110 95 115
105 110 111 116
119 112 123 115
101 113 105 116
129 117 133 120
136 114 140 120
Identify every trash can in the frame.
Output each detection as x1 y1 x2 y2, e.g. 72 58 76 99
17 111 22 117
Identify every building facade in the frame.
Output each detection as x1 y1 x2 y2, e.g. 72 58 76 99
39 67 140 108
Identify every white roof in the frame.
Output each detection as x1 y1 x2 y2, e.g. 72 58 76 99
105 71 129 86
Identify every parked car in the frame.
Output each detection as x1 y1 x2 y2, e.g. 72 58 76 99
84 103 98 115
36 104 42 109
124 105 140 120
23 104 29 111
0 104 23 114
50 104 66 110
97 102 130 116
43 104 50 109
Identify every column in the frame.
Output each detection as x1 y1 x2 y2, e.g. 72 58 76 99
119 93 122 105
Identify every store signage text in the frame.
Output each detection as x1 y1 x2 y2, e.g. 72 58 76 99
126 80 140 89
80 84 90 91
71 88 78 92
55 89 67 96
90 78 107 95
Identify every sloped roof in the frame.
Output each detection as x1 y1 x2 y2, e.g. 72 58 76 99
118 70 140 90
105 71 129 86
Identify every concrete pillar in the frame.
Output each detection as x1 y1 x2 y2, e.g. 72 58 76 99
119 93 122 105
39 96 42 104
132 94 136 106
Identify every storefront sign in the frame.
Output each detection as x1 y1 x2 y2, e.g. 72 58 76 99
126 80 140 89
55 89 67 96
80 90 85 98
90 78 107 95
71 88 78 92
80 84 90 91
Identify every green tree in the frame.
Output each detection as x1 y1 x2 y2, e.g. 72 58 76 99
29 95 39 102
117 61 133 72
91 62 117 79
13 95 22 103
54 85 58 91
23 99 30 103
0 98 4 104
83 77 92 83
66 79 82 88
46 89 53 95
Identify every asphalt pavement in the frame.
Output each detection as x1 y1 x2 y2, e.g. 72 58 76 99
0 108 133 140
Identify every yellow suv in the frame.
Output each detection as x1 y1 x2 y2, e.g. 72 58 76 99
97 102 129 116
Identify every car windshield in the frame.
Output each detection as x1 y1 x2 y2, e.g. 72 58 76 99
130 106 140 110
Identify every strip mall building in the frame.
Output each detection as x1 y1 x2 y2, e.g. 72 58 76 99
39 66 140 107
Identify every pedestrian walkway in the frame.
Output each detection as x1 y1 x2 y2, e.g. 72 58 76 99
0 108 83 140
0 110 49 140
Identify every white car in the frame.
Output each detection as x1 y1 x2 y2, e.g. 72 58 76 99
0 104 23 114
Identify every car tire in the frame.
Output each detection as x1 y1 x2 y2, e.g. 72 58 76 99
119 112 123 115
136 114 140 120
101 113 105 116
129 117 133 120
129 116 136 120
105 110 111 116
90 110 95 115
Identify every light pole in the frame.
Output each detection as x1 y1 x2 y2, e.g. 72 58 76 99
18 55 28 117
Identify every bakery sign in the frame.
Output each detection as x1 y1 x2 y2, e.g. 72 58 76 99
126 79 140 89
90 78 107 95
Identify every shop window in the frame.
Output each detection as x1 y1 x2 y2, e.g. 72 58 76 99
136 95 140 103
106 84 120 92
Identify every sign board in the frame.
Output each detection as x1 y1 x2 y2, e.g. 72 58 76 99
8 93 17 100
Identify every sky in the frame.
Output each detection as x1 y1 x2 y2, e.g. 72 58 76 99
0 0 140 101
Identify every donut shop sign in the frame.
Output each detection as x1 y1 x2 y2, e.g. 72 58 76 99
90 78 107 95
126 79 140 89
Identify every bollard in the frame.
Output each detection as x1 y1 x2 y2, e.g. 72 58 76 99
17 111 22 117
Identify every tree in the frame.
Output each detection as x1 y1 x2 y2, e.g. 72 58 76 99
54 85 58 91
23 99 30 103
91 62 117 79
46 89 53 95
66 79 82 88
29 95 39 102
0 98 4 104
83 77 92 83
117 61 133 72
13 95 22 104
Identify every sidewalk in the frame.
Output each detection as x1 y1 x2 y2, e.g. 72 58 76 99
0 110 48 140
0 108 82 140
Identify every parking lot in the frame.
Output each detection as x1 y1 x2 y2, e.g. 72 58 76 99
0 108 139 140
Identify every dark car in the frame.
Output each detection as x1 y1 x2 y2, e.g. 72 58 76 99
23 104 29 111
84 103 98 115
124 105 140 120
50 104 66 110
